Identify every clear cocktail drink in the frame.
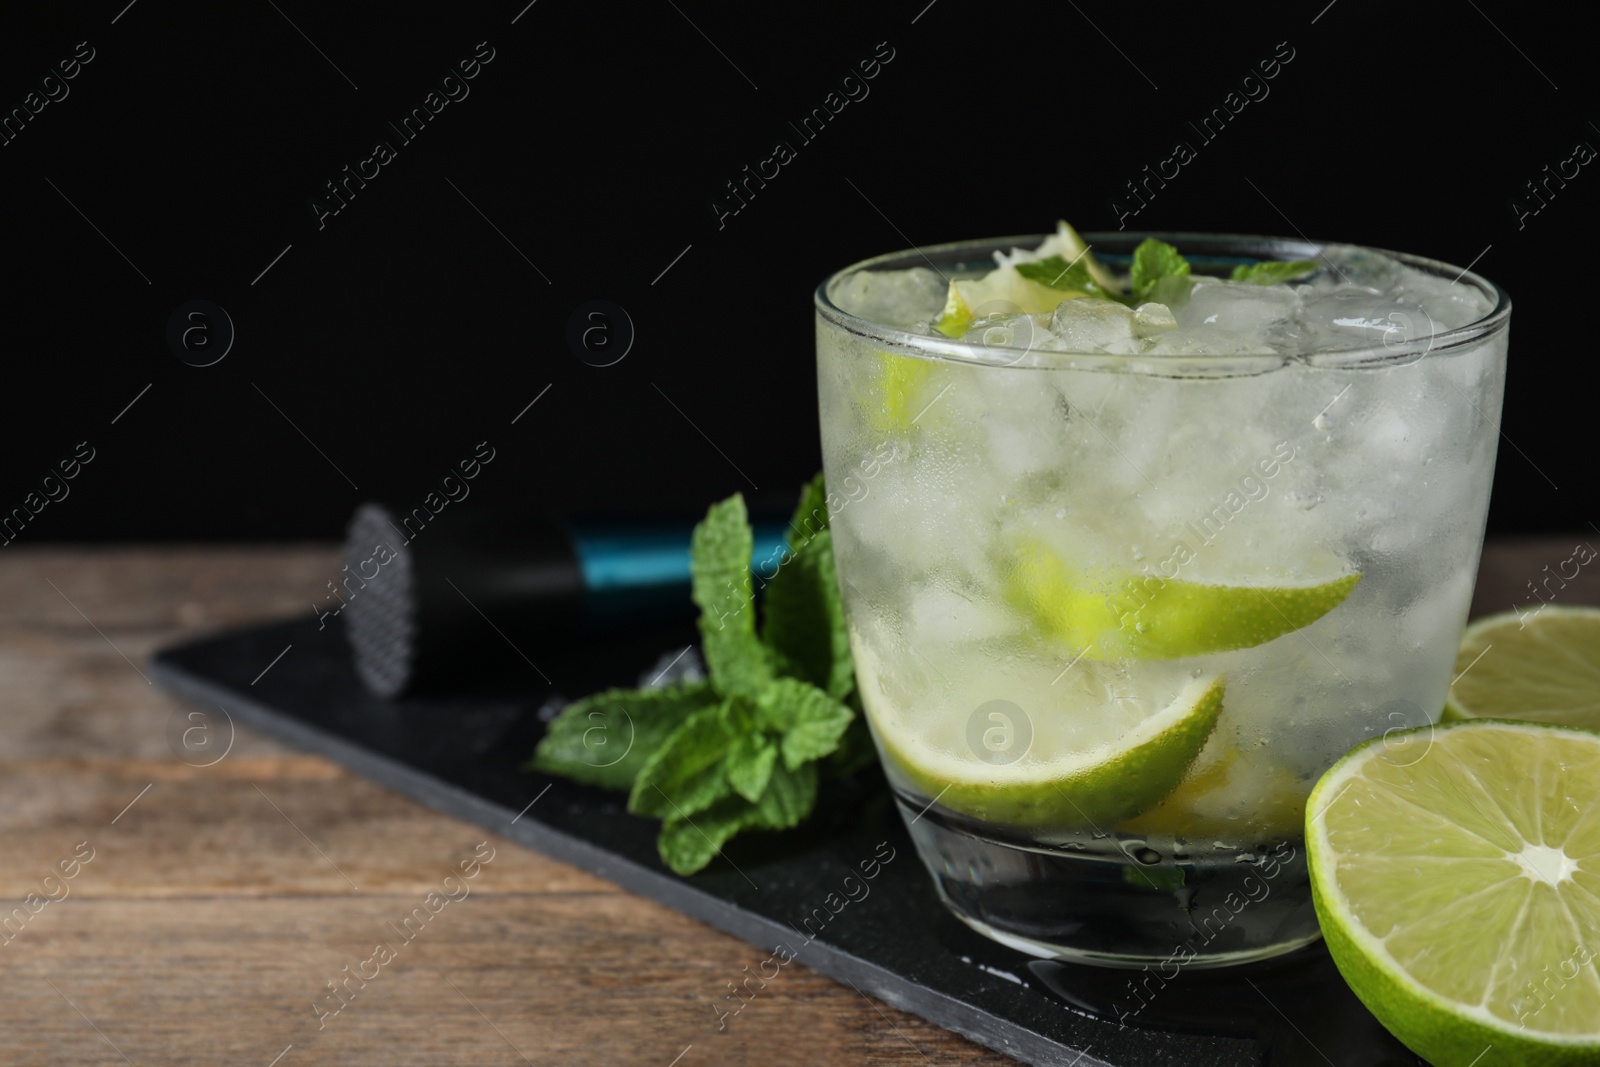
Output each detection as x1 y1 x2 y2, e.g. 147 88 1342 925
815 232 1509 967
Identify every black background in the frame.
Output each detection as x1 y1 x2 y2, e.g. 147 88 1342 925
1 0 1589 543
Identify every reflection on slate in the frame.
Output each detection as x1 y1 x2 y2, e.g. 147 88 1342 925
150 615 1424 1067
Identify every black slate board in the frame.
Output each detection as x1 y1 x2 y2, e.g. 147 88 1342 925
150 616 1424 1067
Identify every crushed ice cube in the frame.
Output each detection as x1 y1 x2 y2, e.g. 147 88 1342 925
1144 327 1278 356
833 267 946 327
1391 262 1494 330
1296 287 1432 351
1132 302 1177 336
1178 279 1302 336
1047 298 1143 353
1316 245 1405 292
1309 245 1494 335
958 311 1056 357
908 583 1015 648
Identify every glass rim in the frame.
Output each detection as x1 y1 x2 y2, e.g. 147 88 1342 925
813 231 1512 377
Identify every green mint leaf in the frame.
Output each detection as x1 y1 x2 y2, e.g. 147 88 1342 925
627 701 735 820
691 494 771 699
1130 238 1192 303
725 732 778 803
790 471 829 536
762 527 854 702
1018 255 1143 307
752 760 818 830
1229 259 1318 285
657 794 760 875
531 682 718 791
762 473 854 700
657 759 822 873
1016 255 1096 293
757 678 855 771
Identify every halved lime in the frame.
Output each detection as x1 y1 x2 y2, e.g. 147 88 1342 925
1308 720 1600 1066
1444 606 1600 727
876 673 1225 829
1008 538 1361 660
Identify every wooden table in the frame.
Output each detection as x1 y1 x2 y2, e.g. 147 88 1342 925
1 540 1593 1066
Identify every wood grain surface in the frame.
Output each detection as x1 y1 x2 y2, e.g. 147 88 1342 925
0 541 1592 1066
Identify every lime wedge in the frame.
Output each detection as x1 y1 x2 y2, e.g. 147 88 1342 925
932 272 1088 338
876 673 1225 829
1308 720 1600 1065
1046 219 1121 295
930 221 1122 338
1009 539 1360 660
1444 606 1600 727
862 348 939 434
932 281 975 338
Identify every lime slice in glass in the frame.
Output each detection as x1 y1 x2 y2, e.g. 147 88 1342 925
861 348 939 434
874 672 1225 829
1308 720 1600 1065
1008 538 1360 660
1445 606 1600 727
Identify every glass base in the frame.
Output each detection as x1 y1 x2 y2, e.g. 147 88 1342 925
898 794 1321 969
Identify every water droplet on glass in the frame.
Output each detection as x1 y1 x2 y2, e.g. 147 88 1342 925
1313 413 1330 431
1134 847 1162 865
1288 490 1323 511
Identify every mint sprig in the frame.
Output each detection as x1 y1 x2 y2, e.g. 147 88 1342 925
1230 259 1319 285
1129 238 1192 305
1022 241 1198 308
532 475 868 875
1007 226 1323 319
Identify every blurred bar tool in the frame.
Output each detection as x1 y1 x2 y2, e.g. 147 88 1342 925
340 502 787 698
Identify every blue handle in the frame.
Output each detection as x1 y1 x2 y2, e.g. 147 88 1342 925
571 522 794 594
